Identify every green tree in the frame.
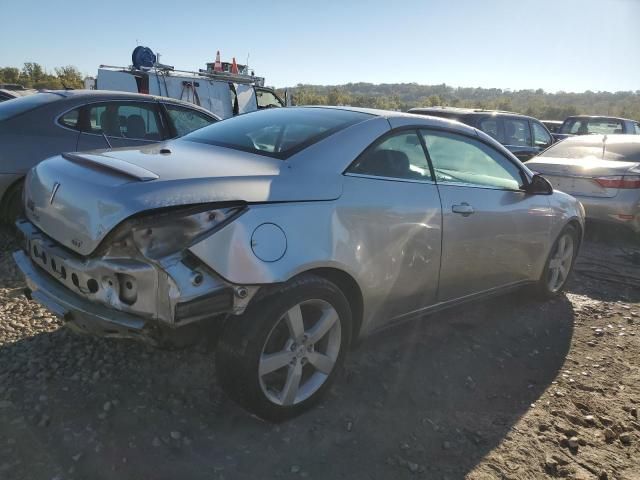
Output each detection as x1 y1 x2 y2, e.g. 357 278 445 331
21 62 46 87
0 67 20 84
55 66 83 89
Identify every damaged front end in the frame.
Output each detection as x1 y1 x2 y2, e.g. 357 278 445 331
13 204 260 346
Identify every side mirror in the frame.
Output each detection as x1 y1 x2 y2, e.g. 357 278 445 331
525 173 553 195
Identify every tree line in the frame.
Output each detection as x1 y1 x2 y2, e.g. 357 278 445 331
0 63 84 90
283 83 640 121
2 62 639 121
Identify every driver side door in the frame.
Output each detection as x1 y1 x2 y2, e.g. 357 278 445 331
420 129 553 302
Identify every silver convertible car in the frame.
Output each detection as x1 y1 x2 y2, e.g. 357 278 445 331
13 107 584 420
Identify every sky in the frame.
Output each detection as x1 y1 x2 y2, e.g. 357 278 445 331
1 0 639 93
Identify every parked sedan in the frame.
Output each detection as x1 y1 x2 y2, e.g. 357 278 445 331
554 116 640 141
408 106 555 162
13 107 584 421
0 90 219 223
527 134 640 233
0 86 38 102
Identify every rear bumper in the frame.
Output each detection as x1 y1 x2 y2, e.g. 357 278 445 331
13 250 151 340
576 194 640 233
12 219 254 343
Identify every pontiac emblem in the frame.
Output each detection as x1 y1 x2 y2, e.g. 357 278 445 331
49 182 61 205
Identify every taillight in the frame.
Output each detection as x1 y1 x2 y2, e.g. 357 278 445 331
594 175 640 189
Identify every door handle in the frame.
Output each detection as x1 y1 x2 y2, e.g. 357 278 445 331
452 203 474 216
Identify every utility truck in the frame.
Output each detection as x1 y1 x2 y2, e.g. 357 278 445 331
91 46 286 119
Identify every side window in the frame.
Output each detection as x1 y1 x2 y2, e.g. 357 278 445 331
164 104 216 137
420 129 523 190
85 102 162 140
256 88 283 109
532 121 552 147
478 118 503 142
503 118 532 146
59 108 80 130
348 131 432 181
568 120 584 134
635 123 640 135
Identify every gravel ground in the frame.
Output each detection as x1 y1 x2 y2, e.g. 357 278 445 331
0 225 639 480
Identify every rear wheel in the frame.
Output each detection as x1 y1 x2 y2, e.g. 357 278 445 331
1 180 24 226
216 274 351 421
537 225 578 297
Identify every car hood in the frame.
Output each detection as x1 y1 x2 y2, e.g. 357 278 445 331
24 140 343 256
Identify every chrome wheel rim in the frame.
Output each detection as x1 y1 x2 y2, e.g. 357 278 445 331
259 299 341 406
547 233 574 292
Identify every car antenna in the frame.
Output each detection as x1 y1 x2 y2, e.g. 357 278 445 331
102 131 112 149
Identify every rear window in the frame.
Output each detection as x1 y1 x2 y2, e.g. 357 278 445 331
0 92 59 122
540 141 603 159
541 138 640 161
560 118 625 135
602 140 640 162
184 108 372 158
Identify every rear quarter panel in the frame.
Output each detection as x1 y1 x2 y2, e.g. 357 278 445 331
0 103 80 175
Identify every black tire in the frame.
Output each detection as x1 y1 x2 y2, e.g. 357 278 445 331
215 273 352 422
536 224 579 298
1 180 24 226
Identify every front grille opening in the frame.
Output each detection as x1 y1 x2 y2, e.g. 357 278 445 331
60 266 67 279
71 273 79 288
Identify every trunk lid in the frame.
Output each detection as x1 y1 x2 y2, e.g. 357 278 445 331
526 156 640 198
24 141 342 256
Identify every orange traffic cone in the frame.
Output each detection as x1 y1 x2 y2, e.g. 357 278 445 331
213 51 222 72
231 57 239 74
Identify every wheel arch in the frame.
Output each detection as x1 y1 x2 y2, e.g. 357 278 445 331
303 267 364 345
566 217 584 248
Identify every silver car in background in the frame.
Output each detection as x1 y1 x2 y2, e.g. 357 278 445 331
0 90 218 223
13 107 584 420
528 134 640 233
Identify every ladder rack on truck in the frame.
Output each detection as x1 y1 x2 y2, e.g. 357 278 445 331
93 47 286 120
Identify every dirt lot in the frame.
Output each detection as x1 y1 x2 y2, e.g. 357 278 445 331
0 226 639 480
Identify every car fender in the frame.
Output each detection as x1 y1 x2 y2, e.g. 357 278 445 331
188 201 362 287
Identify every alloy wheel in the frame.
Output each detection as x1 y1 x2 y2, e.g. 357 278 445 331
259 299 342 406
547 233 574 292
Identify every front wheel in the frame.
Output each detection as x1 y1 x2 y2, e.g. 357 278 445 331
537 225 579 297
215 274 352 422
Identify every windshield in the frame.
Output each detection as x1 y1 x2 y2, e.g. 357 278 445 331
183 107 372 159
540 137 640 161
560 117 625 135
0 92 59 122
